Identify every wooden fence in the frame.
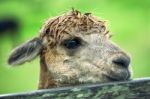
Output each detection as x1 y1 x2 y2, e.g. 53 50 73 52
0 78 150 99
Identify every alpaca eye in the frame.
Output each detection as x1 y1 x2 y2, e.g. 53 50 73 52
63 38 81 49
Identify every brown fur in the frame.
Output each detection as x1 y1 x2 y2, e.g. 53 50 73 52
37 10 131 89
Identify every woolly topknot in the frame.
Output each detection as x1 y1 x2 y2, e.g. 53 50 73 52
40 9 107 39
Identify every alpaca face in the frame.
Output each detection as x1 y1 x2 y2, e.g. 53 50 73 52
43 29 132 85
8 10 132 87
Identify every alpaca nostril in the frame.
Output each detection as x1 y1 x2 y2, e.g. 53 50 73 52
112 56 130 68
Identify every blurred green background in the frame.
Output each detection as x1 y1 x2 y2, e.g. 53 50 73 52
0 0 149 94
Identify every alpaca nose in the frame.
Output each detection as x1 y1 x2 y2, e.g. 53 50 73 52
112 55 130 68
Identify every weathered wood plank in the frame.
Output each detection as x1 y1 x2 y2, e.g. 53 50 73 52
0 78 150 99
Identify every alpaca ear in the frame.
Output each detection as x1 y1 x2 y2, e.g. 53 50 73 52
8 37 43 66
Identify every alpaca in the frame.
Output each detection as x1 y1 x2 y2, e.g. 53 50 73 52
8 10 132 89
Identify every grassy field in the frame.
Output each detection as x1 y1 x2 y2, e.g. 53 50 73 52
0 0 149 94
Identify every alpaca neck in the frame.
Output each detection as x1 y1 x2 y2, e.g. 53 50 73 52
38 55 57 89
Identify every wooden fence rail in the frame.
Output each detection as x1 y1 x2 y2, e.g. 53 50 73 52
0 78 150 99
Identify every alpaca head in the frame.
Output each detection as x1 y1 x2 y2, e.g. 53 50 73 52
8 10 132 87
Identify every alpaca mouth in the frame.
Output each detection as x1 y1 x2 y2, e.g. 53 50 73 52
104 70 131 82
105 75 130 82
106 75 129 81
